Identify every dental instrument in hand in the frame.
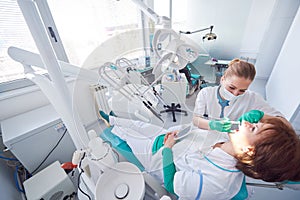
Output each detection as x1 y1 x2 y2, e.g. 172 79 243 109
202 116 241 132
230 121 240 132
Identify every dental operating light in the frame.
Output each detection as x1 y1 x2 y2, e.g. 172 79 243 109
180 25 217 41
151 28 199 80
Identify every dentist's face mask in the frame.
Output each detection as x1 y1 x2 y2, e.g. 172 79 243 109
219 84 240 101
219 76 252 101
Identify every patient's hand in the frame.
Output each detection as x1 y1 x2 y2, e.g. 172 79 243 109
164 131 177 148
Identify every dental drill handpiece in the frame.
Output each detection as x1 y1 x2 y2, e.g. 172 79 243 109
204 116 240 132
230 121 241 132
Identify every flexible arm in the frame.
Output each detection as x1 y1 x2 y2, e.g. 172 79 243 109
131 0 170 28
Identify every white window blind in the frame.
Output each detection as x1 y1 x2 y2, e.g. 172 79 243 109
0 0 186 89
0 0 38 84
47 0 140 67
0 0 140 88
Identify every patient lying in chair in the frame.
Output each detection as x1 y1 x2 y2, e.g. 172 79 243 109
99 110 300 200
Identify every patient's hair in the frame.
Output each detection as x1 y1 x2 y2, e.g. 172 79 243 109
235 117 300 182
224 58 256 81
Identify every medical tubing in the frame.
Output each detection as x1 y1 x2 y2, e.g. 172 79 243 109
147 71 168 94
152 86 168 106
78 152 92 200
30 128 67 175
115 57 150 86
0 155 18 161
120 77 157 112
99 61 163 121
103 64 141 101
99 63 132 100
14 165 25 193
102 140 119 162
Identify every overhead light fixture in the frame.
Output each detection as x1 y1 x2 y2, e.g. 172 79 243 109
151 29 199 78
179 25 217 41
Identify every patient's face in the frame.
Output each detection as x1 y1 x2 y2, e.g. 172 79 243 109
230 121 270 153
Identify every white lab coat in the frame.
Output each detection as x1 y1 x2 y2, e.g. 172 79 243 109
111 117 243 199
193 86 283 120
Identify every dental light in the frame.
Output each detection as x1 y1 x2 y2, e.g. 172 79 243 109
180 25 217 41
152 28 199 79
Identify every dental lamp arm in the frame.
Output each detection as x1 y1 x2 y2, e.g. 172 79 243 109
179 25 217 40
8 46 99 84
131 0 171 28
179 25 214 35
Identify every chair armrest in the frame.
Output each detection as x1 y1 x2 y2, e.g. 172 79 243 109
284 181 300 190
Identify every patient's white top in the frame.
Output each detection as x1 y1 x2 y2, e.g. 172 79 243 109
150 129 243 200
193 86 283 120
111 117 243 199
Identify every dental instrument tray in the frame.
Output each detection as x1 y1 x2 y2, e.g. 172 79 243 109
175 125 193 140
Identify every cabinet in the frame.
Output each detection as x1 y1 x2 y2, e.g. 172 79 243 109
1 105 76 174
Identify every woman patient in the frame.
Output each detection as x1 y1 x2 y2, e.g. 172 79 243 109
99 110 300 200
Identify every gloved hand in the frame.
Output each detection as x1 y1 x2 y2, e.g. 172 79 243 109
209 118 232 132
238 110 264 123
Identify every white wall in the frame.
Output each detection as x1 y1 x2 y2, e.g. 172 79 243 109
240 0 276 63
255 0 300 79
266 6 300 120
187 0 252 59
186 0 259 60
186 0 299 81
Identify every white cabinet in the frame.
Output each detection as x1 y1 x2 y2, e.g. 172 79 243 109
1 105 76 174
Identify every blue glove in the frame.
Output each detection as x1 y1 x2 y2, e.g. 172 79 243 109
238 110 264 123
209 118 232 132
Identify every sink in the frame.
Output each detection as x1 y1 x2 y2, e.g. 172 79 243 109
95 162 145 200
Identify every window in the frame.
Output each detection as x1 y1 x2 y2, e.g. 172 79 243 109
154 0 187 31
47 0 141 67
0 0 186 91
0 0 141 91
0 0 38 85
